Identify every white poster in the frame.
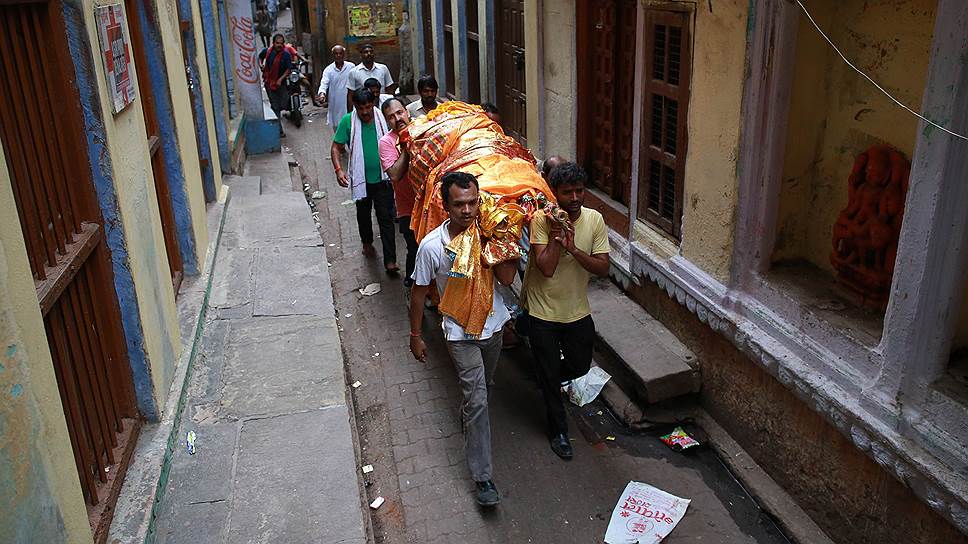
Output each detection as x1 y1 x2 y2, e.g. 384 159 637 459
226 0 265 119
604 481 691 544
95 4 135 114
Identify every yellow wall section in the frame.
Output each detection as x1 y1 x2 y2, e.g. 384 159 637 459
631 0 748 284
0 146 93 543
774 0 936 271
156 0 211 269
86 0 180 408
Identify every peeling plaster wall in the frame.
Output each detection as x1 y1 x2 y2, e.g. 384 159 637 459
82 0 180 413
190 0 226 185
0 146 92 544
631 0 748 284
155 0 211 270
773 0 937 270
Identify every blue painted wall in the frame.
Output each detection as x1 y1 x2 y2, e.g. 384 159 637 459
197 0 232 173
133 0 200 276
63 0 158 420
175 0 218 202
217 0 237 119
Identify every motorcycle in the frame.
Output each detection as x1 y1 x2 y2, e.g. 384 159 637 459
286 61 303 128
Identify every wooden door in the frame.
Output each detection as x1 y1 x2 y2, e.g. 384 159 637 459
577 0 637 205
466 0 481 104
421 0 433 76
126 0 183 294
495 0 526 145
0 0 139 520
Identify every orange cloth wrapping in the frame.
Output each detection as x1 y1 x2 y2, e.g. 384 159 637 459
401 102 556 336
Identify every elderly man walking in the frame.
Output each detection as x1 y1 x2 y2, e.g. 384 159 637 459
523 162 610 460
317 45 355 131
330 89 399 273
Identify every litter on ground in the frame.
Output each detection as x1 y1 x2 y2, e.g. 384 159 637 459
604 481 690 544
359 283 381 296
362 464 374 474
351 381 362 388
565 366 612 407
369 496 385 509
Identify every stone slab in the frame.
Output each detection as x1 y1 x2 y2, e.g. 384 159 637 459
253 245 333 317
218 315 345 419
244 150 293 194
228 409 367 544
589 278 701 403
223 192 319 249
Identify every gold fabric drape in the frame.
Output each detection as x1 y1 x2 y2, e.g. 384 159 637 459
401 102 557 336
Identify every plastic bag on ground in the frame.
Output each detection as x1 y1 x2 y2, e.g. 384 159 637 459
565 366 611 407
604 481 691 544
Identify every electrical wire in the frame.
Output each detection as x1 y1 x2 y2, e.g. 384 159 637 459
794 0 968 141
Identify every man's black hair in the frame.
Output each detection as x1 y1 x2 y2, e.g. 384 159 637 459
417 74 439 92
440 172 479 204
541 156 565 178
548 161 586 190
481 102 500 114
381 96 407 113
272 33 285 42
360 43 374 51
352 88 375 106
364 77 381 90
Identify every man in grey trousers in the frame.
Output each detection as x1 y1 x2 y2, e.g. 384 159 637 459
408 172 519 507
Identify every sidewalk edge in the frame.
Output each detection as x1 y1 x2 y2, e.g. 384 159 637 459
107 185 232 544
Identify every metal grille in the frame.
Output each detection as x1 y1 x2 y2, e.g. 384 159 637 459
0 0 136 509
638 8 691 239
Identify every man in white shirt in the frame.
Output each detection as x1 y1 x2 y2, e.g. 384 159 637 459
409 172 518 508
316 45 355 130
406 74 445 118
346 43 395 112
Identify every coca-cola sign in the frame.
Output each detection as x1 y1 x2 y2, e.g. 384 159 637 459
226 0 264 118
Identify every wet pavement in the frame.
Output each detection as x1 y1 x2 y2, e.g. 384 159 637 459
283 102 792 544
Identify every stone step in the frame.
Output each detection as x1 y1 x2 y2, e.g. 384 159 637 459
222 175 261 200
244 150 297 194
588 277 701 407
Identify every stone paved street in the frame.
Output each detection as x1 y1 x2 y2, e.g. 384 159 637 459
284 105 793 544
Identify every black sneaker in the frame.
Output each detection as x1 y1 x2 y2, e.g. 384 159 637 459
475 480 500 507
550 433 573 460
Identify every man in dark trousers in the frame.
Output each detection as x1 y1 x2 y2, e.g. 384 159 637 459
522 162 610 460
261 33 292 137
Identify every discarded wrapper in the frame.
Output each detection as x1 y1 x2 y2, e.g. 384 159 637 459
351 381 362 389
359 283 381 296
604 481 690 544
565 366 612 407
311 190 326 199
186 431 197 455
362 464 374 474
369 496 385 509
659 427 700 452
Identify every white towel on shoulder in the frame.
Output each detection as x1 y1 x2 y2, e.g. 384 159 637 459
349 107 389 201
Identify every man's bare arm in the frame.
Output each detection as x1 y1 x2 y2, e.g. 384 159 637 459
493 259 519 286
386 147 408 182
330 141 349 187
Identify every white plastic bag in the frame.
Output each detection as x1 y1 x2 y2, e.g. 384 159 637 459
565 366 611 407
604 481 691 544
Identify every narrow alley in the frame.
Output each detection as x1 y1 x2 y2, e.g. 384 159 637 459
4 1 968 544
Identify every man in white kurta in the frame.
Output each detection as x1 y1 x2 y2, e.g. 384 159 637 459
317 45 356 130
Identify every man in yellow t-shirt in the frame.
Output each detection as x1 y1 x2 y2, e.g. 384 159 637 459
522 161 610 460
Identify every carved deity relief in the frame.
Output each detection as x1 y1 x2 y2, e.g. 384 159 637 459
830 144 910 309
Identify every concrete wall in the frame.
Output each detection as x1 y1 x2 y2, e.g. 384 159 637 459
83 0 181 410
540 0 577 160
322 0 404 83
0 147 93 544
622 277 968 544
155 0 211 271
190 0 226 186
773 0 937 271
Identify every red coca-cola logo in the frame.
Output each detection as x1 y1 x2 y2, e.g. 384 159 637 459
230 16 259 84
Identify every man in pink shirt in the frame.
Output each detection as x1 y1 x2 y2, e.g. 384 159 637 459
378 98 419 300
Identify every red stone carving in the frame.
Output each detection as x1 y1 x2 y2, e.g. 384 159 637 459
830 144 910 309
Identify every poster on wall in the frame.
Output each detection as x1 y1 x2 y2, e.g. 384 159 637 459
226 0 265 119
95 4 135 114
347 3 399 37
